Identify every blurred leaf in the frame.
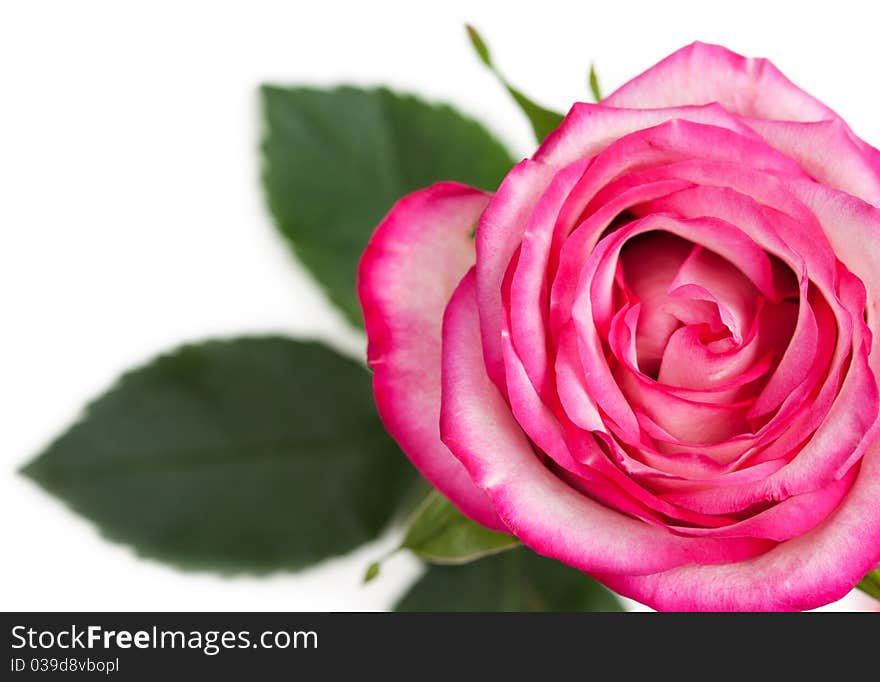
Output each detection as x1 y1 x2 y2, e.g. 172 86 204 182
857 569 880 601
261 86 515 326
465 24 564 143
589 63 602 101
402 490 518 564
363 561 381 584
21 337 415 572
395 547 624 611
389 474 433 525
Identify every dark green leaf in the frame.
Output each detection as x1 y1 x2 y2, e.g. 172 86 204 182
21 337 415 572
395 547 624 611
464 24 564 143
402 490 518 564
857 569 880 601
261 86 516 326
589 63 602 102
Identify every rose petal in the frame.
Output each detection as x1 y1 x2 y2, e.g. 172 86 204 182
509 160 588 395
745 118 880 205
358 182 504 530
535 102 759 168
667 246 760 344
604 41 835 122
476 160 556 393
784 179 880 373
666 465 858 542
599 441 880 611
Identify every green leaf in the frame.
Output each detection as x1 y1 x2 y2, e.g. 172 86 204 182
505 90 566 145
465 24 564 143
395 547 624 611
589 63 602 102
401 490 519 564
857 569 880 601
363 561 381 584
261 86 516 326
465 24 491 67
21 337 416 572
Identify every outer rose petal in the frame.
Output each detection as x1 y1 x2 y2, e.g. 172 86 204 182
358 182 505 530
743 118 880 205
534 102 758 168
783 178 880 371
476 160 556 392
599 438 880 611
604 42 834 122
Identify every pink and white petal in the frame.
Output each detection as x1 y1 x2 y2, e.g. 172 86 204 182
609 302 770 410
667 465 858 542
535 102 759 168
549 178 692 341
597 440 880 611
549 119 806 258
744 118 880 205
509 160 588 394
618 232 699 372
613 365 753 445
440 270 773 574
621 435 790 489
358 182 504 530
610 158 822 246
476 160 556 392
661 338 878 515
748 281 821 419
667 246 760 344
783 179 880 372
555 321 635 435
604 41 835 122
658 322 767 391
644 184 836 291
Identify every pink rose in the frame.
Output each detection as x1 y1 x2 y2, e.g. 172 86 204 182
358 42 880 611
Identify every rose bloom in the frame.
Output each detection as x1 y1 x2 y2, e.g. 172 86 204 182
358 43 880 611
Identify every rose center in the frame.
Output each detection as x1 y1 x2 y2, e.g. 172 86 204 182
603 230 800 444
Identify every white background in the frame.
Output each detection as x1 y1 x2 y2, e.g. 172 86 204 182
2 0 879 611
